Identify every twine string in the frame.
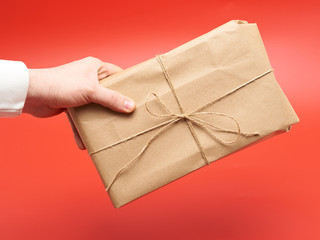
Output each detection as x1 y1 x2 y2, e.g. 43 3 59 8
89 55 272 192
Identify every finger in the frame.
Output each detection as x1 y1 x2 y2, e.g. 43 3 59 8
90 86 136 113
98 62 123 80
65 111 86 150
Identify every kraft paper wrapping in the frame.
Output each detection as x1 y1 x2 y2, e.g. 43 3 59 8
68 20 299 208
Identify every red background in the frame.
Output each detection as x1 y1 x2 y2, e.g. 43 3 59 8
0 0 319 239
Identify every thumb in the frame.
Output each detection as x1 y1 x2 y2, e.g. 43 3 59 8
90 85 136 113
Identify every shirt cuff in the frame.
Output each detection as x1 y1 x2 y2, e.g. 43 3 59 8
0 60 29 118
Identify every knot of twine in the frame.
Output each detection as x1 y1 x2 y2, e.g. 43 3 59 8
89 55 273 192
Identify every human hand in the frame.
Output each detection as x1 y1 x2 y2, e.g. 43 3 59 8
23 57 136 149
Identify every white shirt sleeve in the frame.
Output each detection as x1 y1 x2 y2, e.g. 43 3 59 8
0 60 29 118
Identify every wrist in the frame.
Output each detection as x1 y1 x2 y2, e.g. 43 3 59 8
23 69 46 114
27 69 36 100
26 68 51 102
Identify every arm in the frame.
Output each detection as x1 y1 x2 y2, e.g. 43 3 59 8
1 56 135 149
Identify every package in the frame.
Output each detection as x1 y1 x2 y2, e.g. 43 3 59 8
68 20 299 208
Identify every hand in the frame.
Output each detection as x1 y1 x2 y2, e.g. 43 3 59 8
23 57 136 149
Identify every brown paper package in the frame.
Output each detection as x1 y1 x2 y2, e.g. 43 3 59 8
68 20 299 208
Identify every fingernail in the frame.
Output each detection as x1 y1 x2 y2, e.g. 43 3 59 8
124 99 135 111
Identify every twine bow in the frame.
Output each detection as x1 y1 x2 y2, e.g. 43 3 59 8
89 55 273 192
